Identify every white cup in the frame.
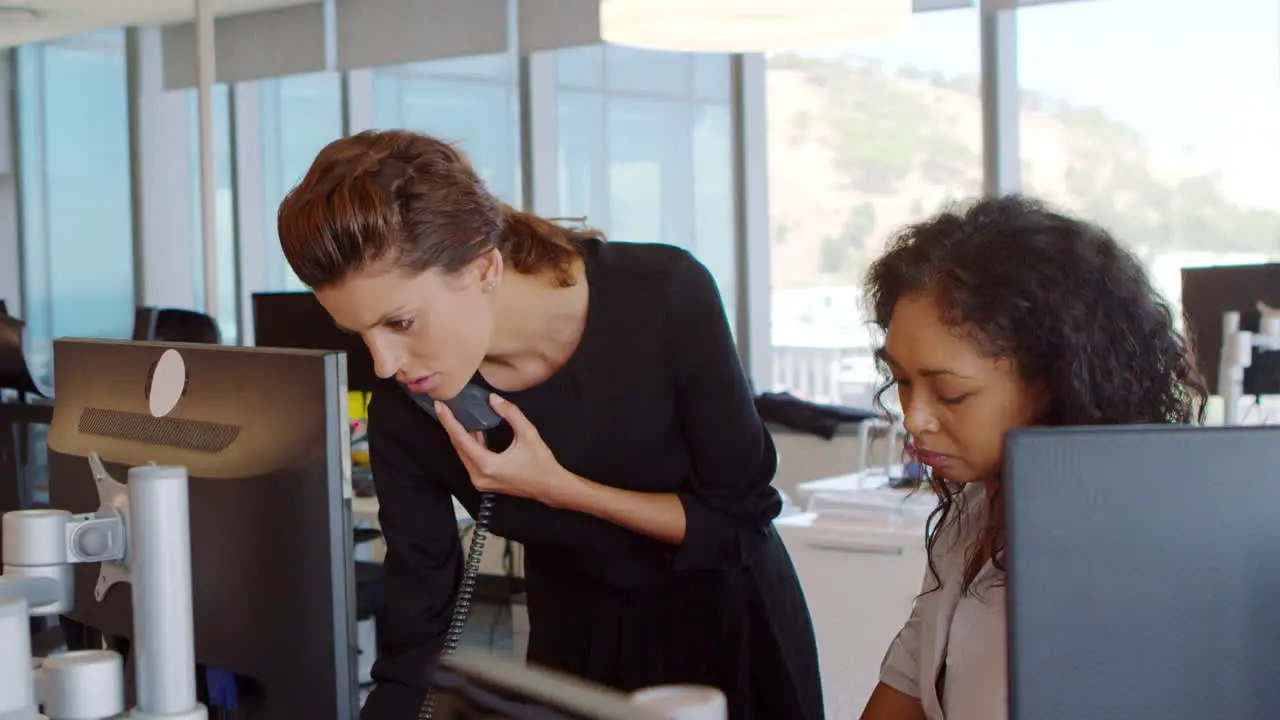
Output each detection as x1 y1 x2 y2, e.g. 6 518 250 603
630 684 728 720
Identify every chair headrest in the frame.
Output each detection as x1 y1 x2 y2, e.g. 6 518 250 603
0 314 46 397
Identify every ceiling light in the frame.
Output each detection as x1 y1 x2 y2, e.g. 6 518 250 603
599 0 913 53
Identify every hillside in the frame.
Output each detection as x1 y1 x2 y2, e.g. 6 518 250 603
766 53 1280 289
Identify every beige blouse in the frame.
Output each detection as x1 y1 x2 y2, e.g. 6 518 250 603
878 484 1008 720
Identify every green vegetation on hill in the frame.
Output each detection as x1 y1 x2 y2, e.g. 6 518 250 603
771 52 1280 270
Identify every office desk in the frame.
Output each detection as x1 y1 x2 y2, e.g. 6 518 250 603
776 480 932 719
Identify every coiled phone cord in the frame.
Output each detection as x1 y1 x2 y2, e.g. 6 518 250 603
417 492 497 720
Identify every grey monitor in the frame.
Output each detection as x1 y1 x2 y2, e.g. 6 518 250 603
252 292 378 393
46 338 357 719
1005 424 1280 720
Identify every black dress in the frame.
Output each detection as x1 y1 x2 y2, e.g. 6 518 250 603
359 239 824 720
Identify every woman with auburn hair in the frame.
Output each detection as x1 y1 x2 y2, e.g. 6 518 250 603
277 129 823 720
857 195 1207 720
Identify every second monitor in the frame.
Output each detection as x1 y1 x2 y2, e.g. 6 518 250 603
253 291 378 393
1006 424 1280 720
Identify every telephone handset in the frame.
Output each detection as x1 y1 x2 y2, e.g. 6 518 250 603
405 382 503 433
402 382 501 720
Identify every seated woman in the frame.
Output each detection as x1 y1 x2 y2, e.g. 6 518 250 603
857 195 1208 720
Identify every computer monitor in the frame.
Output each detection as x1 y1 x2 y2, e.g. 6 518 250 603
252 292 378 393
1005 424 1280 720
1180 263 1280 395
431 649 664 719
46 338 357 719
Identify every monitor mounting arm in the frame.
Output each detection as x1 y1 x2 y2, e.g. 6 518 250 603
0 453 207 720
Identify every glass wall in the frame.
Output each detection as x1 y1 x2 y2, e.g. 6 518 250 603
17 0 1277 406
764 6 981 407
260 72 345 291
371 54 523 206
187 85 237 342
555 47 737 321
1018 0 1280 319
16 29 135 383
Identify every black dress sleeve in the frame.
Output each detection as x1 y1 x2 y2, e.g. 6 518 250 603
360 387 461 720
665 251 783 571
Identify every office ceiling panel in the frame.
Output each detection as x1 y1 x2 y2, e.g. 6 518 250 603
0 0 314 48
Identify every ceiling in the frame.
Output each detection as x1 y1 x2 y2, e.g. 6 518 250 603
0 0 316 48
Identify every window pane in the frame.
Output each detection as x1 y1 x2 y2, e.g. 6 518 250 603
607 99 695 248
18 29 134 383
692 103 735 309
1018 0 1280 317
765 8 981 407
556 91 608 227
372 54 522 206
556 46 604 90
188 85 237 343
693 53 732 102
260 73 345 291
556 47 736 324
605 46 692 97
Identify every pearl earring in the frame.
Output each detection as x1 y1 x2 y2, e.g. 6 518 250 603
483 281 496 293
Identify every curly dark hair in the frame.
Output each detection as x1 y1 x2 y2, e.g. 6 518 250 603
864 195 1208 592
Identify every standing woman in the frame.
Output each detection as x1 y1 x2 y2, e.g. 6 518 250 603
277 129 823 720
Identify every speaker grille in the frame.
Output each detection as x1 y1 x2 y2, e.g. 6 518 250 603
78 407 240 454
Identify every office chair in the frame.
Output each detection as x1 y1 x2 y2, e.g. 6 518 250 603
132 307 222 344
0 313 47 401
0 312 51 514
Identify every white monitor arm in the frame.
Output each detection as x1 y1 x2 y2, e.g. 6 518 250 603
1219 302 1280 426
0 453 207 720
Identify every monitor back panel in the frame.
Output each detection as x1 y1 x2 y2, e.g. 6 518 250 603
46 339 357 720
1006 424 1280 720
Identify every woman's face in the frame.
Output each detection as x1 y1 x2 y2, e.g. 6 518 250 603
314 253 499 401
881 291 1047 485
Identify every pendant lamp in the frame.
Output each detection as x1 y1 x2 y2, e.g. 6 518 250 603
598 0 913 53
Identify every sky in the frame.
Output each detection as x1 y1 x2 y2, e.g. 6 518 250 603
791 0 1280 206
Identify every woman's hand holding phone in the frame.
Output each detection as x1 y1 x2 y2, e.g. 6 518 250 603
435 394 581 508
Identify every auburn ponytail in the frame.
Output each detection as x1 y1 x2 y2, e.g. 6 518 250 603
496 204 604 287
279 130 606 289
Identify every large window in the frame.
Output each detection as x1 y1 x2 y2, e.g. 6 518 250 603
188 86 237 342
1018 0 1280 315
555 47 736 320
765 7 981 407
16 29 135 383
372 54 522 206
260 72 345 291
